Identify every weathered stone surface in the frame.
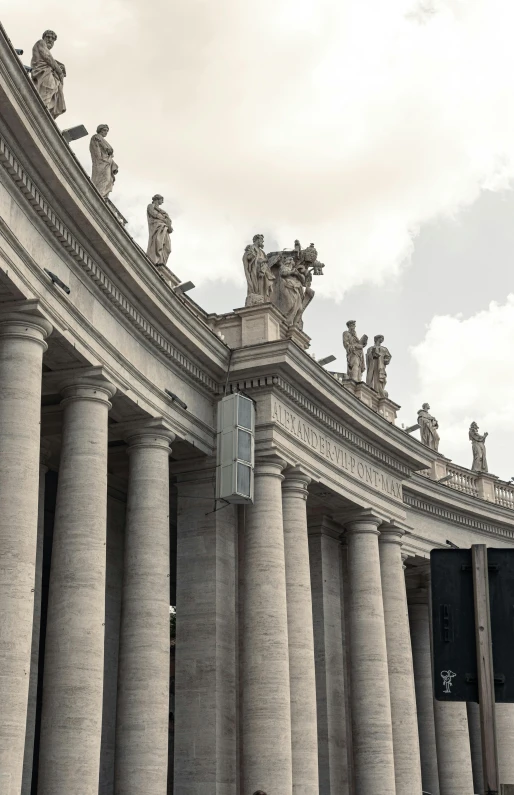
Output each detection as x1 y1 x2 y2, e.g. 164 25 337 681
345 513 396 795
115 425 174 795
342 320 368 381
0 310 52 795
282 468 318 795
31 31 66 118
90 125 118 199
469 421 488 472
366 335 391 397
242 458 292 795
418 403 440 451
146 195 172 266
37 376 115 795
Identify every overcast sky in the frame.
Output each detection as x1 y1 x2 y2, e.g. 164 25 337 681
3 0 514 479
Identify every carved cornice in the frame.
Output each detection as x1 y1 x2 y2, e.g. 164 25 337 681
0 133 219 393
403 491 514 539
224 374 411 477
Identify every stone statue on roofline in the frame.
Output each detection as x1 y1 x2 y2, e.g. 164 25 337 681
147 195 173 266
242 235 324 329
243 234 276 306
469 421 488 473
417 403 440 451
342 320 368 381
90 125 118 200
31 30 66 119
366 334 391 397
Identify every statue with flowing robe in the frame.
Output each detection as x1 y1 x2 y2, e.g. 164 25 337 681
278 257 305 326
417 403 440 451
147 195 173 265
90 125 118 199
343 320 368 381
469 422 488 472
243 234 275 305
366 335 391 397
31 30 66 119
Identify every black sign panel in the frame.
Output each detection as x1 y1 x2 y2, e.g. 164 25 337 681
431 549 477 702
431 548 514 703
489 549 514 703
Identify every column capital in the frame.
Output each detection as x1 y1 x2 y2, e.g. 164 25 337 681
0 309 52 349
282 466 311 498
379 521 406 546
120 418 175 453
59 370 116 408
254 455 286 480
344 508 383 535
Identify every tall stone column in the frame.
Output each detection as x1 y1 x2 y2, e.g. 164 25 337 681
497 705 514 787
407 572 440 795
21 441 51 795
379 526 423 795
345 511 396 795
308 518 349 795
467 701 484 795
433 699 474 795
242 457 292 795
282 468 318 795
173 465 238 795
0 309 52 795
37 373 116 795
115 422 174 795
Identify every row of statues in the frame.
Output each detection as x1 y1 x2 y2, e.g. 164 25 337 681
242 235 324 329
28 32 494 477
342 320 392 397
29 32 173 268
417 404 489 473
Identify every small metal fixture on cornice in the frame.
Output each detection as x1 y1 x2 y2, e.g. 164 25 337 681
44 268 70 294
404 423 420 434
317 355 337 367
445 539 459 549
175 281 195 293
438 474 454 484
62 125 88 144
165 389 188 411
15 48 32 72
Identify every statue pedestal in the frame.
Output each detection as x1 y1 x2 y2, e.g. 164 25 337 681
154 264 174 287
208 304 311 350
476 471 499 502
341 380 399 424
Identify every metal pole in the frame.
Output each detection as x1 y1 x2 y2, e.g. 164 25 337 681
472 544 500 795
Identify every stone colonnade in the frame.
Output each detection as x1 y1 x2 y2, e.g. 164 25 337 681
2 303 514 795
0 306 176 795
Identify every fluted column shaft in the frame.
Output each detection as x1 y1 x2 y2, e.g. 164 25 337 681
345 513 396 795
497 705 514 787
282 469 318 795
243 458 292 795
433 699 474 795
0 311 51 793
408 597 440 795
309 524 349 795
22 444 51 795
379 528 423 795
38 376 115 795
115 424 174 795
467 701 484 795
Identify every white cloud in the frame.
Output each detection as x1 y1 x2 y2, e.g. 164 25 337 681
408 296 514 478
3 0 514 300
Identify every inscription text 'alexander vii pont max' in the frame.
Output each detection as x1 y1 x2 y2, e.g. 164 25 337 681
272 400 403 501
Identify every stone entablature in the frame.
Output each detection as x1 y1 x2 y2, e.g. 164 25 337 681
271 397 403 503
